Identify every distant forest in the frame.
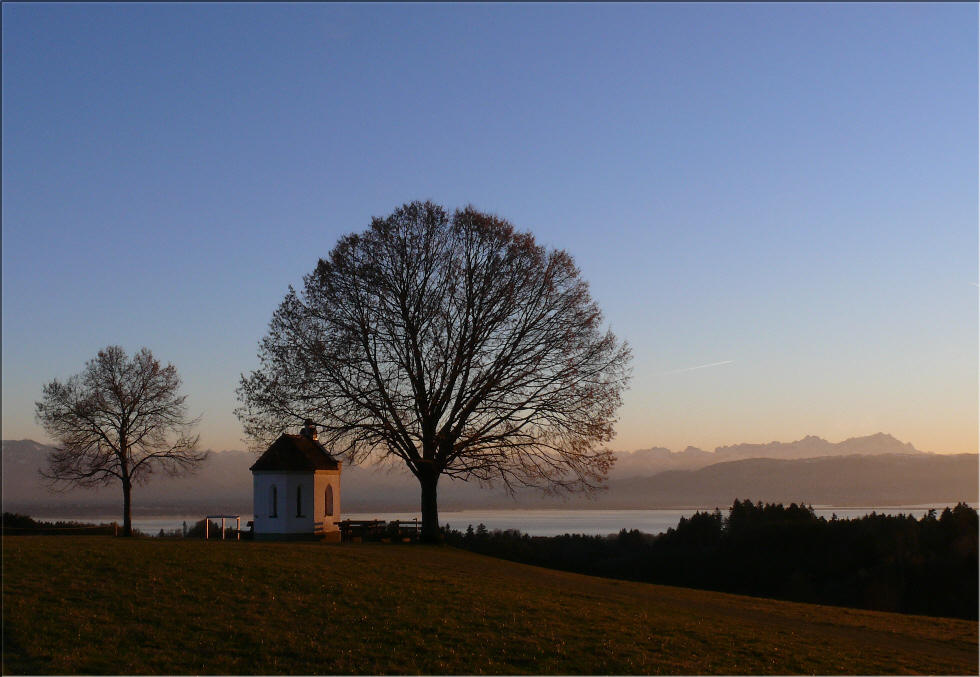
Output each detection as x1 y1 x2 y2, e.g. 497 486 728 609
443 500 979 620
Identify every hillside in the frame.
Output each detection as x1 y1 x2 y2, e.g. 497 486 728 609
355 453 979 511
3 537 977 675
603 453 980 509
3 437 976 515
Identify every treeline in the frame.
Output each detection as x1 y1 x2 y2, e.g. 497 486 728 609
442 500 979 620
1 513 242 539
2 512 119 535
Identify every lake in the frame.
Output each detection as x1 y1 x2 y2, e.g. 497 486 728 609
41 506 952 537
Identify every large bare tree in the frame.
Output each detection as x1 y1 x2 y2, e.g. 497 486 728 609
36 346 207 536
237 202 632 541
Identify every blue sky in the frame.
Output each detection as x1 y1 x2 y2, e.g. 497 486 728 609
3 4 977 455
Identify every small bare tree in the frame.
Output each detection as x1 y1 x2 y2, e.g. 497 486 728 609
36 346 207 536
237 201 632 542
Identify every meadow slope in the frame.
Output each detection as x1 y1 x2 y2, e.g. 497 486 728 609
3 537 977 675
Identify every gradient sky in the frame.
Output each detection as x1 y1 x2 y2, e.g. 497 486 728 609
3 4 977 456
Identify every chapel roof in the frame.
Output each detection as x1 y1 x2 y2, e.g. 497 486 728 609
249 432 341 472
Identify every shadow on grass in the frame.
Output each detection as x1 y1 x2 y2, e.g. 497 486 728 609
2 623 53 675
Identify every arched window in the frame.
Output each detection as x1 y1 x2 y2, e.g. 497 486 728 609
269 485 278 518
325 484 334 517
296 485 304 517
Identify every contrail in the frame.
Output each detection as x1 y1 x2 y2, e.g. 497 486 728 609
660 360 734 376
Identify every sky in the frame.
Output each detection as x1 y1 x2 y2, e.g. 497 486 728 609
3 4 977 456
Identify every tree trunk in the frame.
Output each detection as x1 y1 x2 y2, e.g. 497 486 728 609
122 477 133 537
418 467 441 544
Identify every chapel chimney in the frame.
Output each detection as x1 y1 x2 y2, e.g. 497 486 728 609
300 418 318 441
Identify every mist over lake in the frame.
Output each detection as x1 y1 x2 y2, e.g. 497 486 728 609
35 506 956 539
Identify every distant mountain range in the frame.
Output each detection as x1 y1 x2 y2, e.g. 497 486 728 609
2 434 976 517
608 433 925 478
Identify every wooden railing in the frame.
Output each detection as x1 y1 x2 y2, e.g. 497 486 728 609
335 518 420 542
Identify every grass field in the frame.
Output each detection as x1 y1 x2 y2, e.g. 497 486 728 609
3 536 977 675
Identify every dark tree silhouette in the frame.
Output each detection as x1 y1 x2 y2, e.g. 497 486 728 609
441 501 979 620
35 346 207 536
237 201 632 541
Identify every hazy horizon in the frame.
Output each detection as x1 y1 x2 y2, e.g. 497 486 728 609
2 431 966 458
3 5 977 456
5 435 976 516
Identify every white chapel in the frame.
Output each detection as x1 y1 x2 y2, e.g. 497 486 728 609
250 420 342 541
